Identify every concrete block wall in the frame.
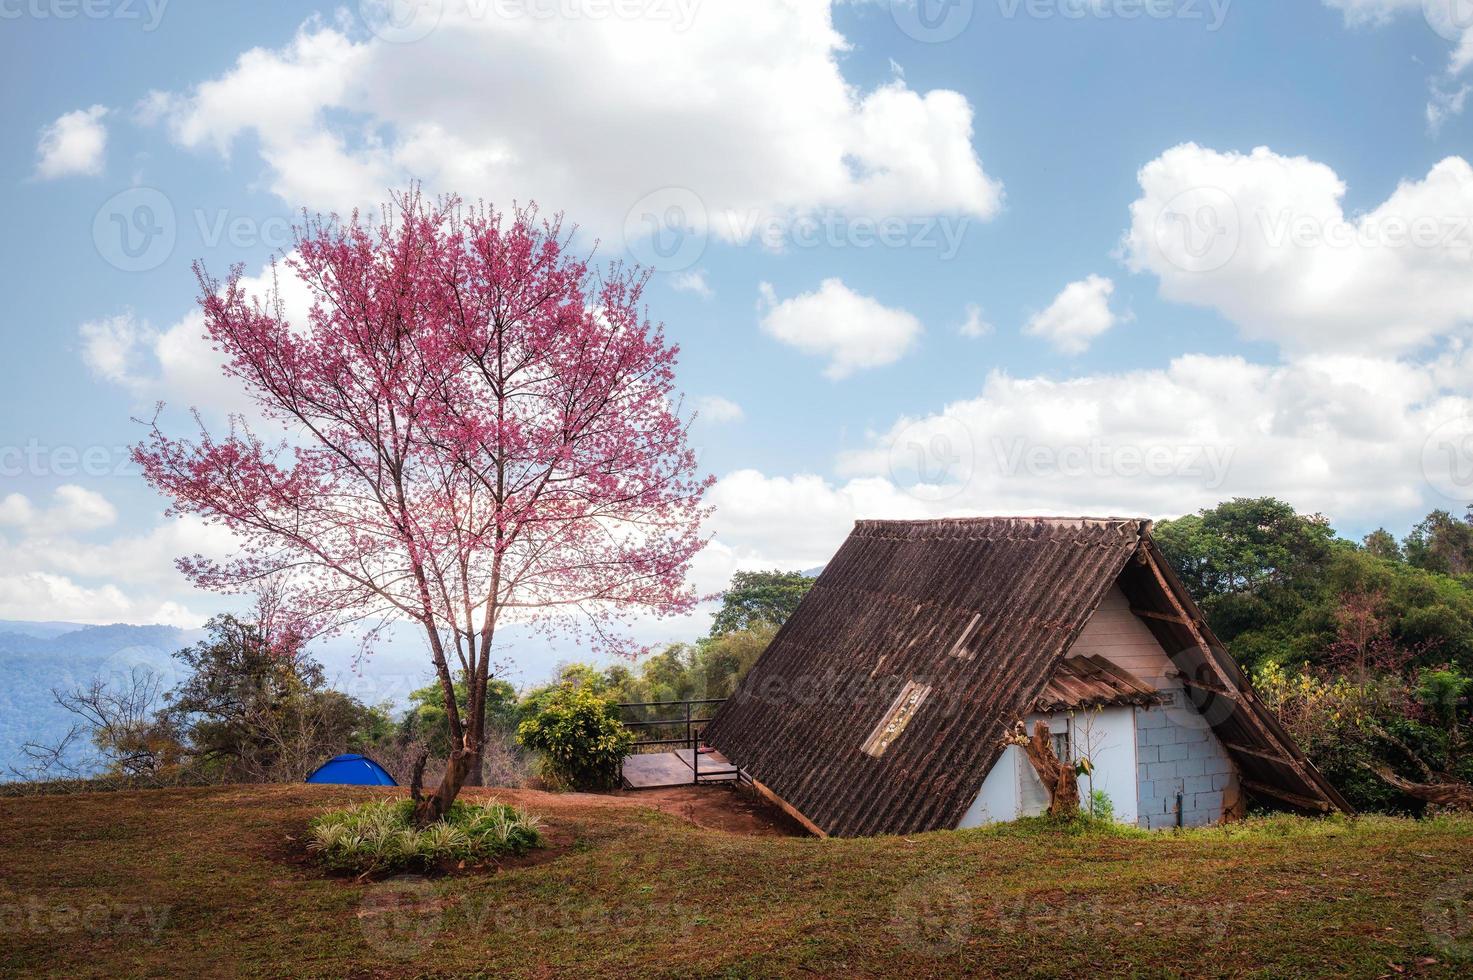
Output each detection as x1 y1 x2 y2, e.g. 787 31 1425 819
1134 691 1237 830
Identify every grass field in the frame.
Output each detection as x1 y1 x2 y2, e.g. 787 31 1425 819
2 783 1471 978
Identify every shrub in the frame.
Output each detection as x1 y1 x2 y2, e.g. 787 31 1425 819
306 799 542 874
516 684 634 790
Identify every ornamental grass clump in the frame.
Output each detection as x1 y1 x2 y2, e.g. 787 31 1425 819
306 798 542 874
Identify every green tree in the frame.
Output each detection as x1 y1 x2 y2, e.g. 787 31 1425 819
1155 497 1337 646
1404 509 1473 577
1362 528 1403 563
166 615 388 781
707 570 815 638
516 685 633 790
399 679 519 760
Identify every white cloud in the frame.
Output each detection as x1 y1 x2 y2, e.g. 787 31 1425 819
1428 82 1471 133
143 4 1000 237
1323 1 1473 123
696 348 1473 573
695 395 744 423
0 500 234 626
34 105 109 179
671 270 713 298
1123 144 1473 355
1024 275 1122 354
958 303 992 339
0 486 117 535
758 278 923 379
79 258 314 415
829 351 1468 524
1320 0 1421 27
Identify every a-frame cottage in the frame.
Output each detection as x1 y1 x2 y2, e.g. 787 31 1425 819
701 517 1351 838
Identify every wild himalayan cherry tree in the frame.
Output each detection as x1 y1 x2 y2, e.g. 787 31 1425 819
135 192 711 822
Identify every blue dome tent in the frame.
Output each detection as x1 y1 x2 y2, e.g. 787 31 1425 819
305 753 398 786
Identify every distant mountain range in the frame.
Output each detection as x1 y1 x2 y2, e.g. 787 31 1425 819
0 621 203 780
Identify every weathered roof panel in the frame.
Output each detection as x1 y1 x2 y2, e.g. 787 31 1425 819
702 517 1148 837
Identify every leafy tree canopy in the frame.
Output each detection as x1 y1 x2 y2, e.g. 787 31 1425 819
707 569 815 638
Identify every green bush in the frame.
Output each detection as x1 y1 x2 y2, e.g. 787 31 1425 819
516 684 634 790
306 799 542 874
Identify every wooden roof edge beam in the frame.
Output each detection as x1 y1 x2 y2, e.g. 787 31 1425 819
1240 778 1333 813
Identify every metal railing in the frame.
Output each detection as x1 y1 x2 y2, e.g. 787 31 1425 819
616 698 739 784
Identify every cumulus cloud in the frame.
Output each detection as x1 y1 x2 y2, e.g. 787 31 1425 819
141 4 1000 240
695 395 744 423
758 278 923 379
958 303 992 339
671 270 713 298
0 486 117 535
689 349 1471 580
34 105 109 179
1024 275 1122 354
1123 144 1473 355
0 487 232 626
841 351 1473 521
79 259 314 415
1320 0 1422 26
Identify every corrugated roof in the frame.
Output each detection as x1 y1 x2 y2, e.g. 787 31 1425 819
703 516 1351 837
1033 655 1164 713
702 517 1148 838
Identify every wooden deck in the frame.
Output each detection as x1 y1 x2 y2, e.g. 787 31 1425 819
621 748 739 789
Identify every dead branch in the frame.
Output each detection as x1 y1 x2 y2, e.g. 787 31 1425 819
1008 721 1080 817
1367 765 1473 810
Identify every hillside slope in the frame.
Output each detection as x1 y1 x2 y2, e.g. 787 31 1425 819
1 784 1470 977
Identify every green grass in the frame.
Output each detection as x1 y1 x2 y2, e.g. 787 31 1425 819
1 784 1471 977
306 799 542 874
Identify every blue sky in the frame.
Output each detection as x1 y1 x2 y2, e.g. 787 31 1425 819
4 0 1473 687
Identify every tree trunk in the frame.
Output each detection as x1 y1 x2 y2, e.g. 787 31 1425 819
1369 765 1473 810
1013 721 1080 818
410 738 475 826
